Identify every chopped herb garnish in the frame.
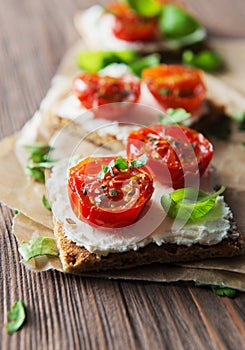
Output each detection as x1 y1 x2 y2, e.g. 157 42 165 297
14 210 19 215
114 156 128 171
211 286 237 298
130 154 148 168
109 188 118 197
161 186 225 222
97 155 148 179
159 88 171 96
241 142 245 147
159 108 191 124
25 143 54 183
19 236 59 261
42 195 51 211
182 49 222 72
6 300 26 334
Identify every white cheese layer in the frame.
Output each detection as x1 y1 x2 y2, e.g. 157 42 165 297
46 158 232 256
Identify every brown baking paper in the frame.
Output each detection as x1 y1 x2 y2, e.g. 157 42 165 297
0 38 245 290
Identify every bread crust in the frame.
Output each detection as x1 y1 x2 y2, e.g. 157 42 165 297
54 218 244 274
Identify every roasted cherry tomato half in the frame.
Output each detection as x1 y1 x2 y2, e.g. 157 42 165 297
68 157 154 228
142 65 206 112
73 73 141 119
127 124 213 189
106 3 158 41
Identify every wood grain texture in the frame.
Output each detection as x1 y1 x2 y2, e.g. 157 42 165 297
0 1 245 349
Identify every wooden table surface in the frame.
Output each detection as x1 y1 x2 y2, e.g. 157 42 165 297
1 1 245 349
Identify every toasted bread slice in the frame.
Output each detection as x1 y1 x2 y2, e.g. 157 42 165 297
54 218 244 274
74 6 206 58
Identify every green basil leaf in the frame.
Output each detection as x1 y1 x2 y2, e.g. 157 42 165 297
161 186 225 221
159 108 191 124
115 156 128 170
129 53 161 77
159 4 201 39
232 111 245 123
19 237 59 261
131 154 148 168
6 300 26 334
211 286 237 298
26 167 45 183
25 143 55 183
24 144 53 154
125 0 162 17
42 195 52 211
77 50 138 73
232 111 245 131
182 49 222 72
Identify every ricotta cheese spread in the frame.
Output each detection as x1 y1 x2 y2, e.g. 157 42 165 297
46 157 232 256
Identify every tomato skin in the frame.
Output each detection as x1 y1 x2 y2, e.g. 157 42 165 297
73 73 141 119
127 124 213 189
142 65 206 112
68 157 154 228
106 3 158 41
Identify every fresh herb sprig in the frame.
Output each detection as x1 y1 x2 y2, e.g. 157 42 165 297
19 236 59 261
97 155 148 179
159 108 191 125
42 195 52 211
182 49 222 72
195 283 238 298
211 286 237 298
77 50 161 77
161 186 225 222
6 300 26 334
25 144 54 183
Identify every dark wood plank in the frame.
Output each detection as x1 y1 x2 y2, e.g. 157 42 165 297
0 1 245 349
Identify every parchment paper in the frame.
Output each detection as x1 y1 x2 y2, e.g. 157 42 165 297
1 38 245 289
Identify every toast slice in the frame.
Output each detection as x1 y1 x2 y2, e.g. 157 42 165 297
54 217 244 273
74 6 206 58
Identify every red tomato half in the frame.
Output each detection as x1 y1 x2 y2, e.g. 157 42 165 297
142 65 206 112
127 124 213 189
106 3 158 41
73 73 141 119
68 157 154 228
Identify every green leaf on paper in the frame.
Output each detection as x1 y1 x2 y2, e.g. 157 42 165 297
161 186 225 221
6 300 26 334
25 143 54 183
42 195 52 211
19 237 59 261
